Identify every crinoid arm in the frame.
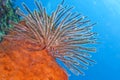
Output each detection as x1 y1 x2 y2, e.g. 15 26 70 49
6 0 97 76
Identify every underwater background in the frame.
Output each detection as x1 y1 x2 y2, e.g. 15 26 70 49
1 0 120 80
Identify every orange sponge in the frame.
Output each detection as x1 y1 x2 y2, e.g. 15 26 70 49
0 39 68 80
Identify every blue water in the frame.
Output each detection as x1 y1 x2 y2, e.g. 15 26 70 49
15 0 120 80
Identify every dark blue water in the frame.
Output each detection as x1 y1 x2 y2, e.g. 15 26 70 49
15 0 120 80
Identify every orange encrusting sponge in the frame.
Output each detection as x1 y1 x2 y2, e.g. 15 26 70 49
0 38 68 80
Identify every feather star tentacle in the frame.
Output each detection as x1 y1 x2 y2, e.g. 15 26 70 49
5 0 97 76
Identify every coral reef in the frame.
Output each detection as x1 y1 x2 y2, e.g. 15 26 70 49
0 0 97 80
0 0 19 42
